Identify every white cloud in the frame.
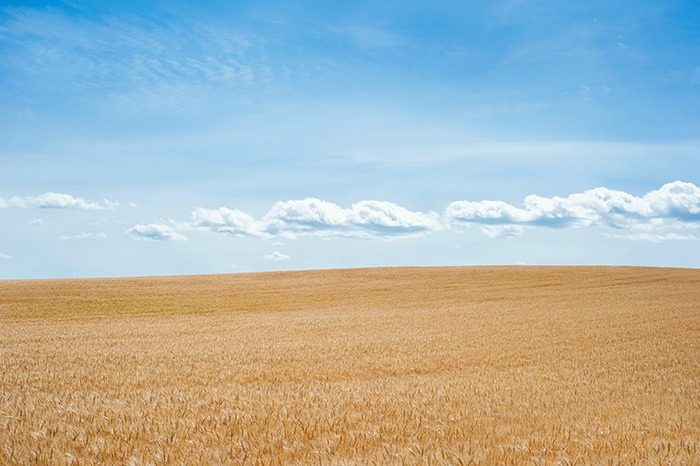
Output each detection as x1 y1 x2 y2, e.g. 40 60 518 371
263 198 348 236
446 200 531 224
190 198 442 240
261 198 442 239
447 181 700 235
0 252 12 260
643 181 700 220
190 207 258 236
136 181 700 244
350 200 442 234
264 251 291 261
59 232 108 240
126 223 187 241
30 218 44 226
1 192 110 210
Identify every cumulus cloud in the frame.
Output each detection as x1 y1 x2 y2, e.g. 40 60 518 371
446 200 531 225
0 192 111 210
30 218 44 226
263 198 347 236
59 232 108 240
130 181 699 244
0 252 12 260
190 207 258 236
189 198 441 239
261 198 442 239
352 200 442 234
447 181 700 235
126 224 187 241
264 251 291 261
643 181 700 221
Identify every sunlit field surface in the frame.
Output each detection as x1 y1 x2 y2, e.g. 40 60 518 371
1 266 698 464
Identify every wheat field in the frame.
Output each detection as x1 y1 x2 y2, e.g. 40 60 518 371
0 266 698 465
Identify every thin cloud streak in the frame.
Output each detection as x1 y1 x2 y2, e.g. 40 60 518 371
126 223 187 241
59 232 108 240
606 232 699 242
0 192 110 210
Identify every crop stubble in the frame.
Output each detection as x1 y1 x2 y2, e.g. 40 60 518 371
0 266 698 464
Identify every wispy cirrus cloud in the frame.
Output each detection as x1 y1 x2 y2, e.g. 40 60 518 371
330 24 405 50
0 7 273 112
0 252 12 260
606 232 699 242
190 207 258 237
126 223 187 241
59 232 108 240
479 225 525 238
0 192 111 210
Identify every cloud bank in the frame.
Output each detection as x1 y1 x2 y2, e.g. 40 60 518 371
0 192 110 210
123 181 700 243
446 181 700 232
191 198 442 239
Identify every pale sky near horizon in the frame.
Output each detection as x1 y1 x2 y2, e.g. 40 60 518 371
1 0 699 279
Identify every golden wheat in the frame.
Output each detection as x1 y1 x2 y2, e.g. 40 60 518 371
1 266 698 464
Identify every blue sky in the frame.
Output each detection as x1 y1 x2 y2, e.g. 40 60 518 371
1 0 699 278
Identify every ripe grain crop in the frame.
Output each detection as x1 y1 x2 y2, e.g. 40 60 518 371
1 266 698 465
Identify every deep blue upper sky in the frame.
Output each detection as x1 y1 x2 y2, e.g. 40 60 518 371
1 0 699 278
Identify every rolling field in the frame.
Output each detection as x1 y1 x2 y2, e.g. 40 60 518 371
1 266 699 465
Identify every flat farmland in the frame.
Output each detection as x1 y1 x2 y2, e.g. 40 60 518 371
1 266 698 465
